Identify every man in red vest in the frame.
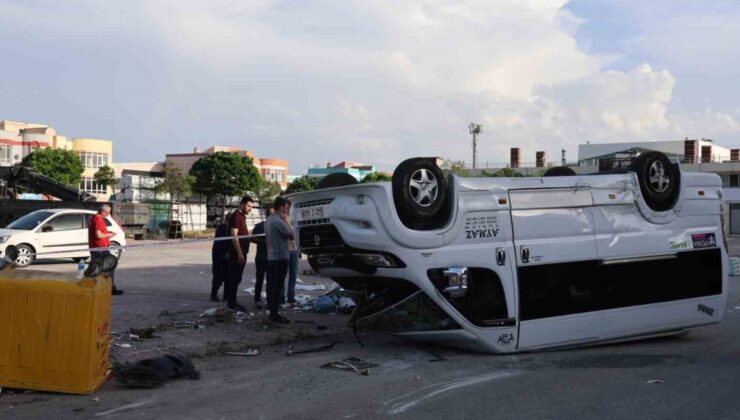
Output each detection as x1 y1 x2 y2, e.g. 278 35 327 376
88 204 123 295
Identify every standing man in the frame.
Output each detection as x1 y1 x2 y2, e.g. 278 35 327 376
88 204 123 295
251 205 274 309
210 212 231 302
225 196 254 312
265 197 294 323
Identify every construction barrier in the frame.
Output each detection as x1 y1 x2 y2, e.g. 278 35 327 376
0 269 112 394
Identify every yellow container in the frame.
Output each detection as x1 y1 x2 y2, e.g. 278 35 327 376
0 269 112 394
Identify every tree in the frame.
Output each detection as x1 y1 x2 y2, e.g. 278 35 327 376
93 165 118 194
284 175 320 194
254 176 282 207
189 152 260 216
156 160 196 224
440 159 470 177
21 148 84 186
488 167 524 177
361 172 392 183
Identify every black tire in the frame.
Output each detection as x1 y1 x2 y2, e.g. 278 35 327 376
629 151 680 212
14 244 35 268
392 158 448 229
317 173 358 189
543 166 576 177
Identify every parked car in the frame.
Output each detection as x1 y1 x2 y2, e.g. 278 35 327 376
0 209 126 267
288 152 727 353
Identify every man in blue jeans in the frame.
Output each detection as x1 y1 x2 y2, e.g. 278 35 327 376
265 197 294 323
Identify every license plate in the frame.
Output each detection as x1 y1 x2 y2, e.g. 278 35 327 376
300 206 324 221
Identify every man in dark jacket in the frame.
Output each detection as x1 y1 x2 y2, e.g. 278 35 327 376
210 212 231 302
251 206 274 309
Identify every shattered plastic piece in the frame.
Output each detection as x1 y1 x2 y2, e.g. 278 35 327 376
91 397 100 403
287 342 336 356
129 334 141 341
114 343 132 348
321 357 378 375
647 380 664 384
224 349 260 357
296 284 326 291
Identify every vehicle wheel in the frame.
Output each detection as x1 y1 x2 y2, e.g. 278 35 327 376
14 244 35 268
392 157 448 229
110 241 122 258
543 166 576 177
317 173 358 189
629 151 680 212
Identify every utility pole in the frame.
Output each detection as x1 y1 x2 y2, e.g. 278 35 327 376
469 123 482 169
561 149 566 166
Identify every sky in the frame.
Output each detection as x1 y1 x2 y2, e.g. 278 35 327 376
2 0 740 173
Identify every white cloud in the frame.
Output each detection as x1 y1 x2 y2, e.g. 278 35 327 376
0 0 739 171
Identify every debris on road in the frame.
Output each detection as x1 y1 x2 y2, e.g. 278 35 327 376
646 379 664 384
224 349 260 357
286 341 336 356
114 343 132 349
200 308 235 322
115 354 200 388
129 327 156 339
321 357 378 375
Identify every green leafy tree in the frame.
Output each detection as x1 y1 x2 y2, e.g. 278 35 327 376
440 159 470 177
93 165 118 194
189 152 260 216
361 172 392 183
21 148 84 186
284 175 320 194
489 167 524 177
254 176 282 207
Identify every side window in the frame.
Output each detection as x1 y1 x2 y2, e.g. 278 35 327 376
104 218 112 227
43 214 84 232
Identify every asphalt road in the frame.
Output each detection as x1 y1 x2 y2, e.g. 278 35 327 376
1 240 740 419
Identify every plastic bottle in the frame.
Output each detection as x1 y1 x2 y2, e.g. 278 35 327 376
76 261 86 278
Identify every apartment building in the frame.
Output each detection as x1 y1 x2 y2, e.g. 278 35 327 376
0 120 114 200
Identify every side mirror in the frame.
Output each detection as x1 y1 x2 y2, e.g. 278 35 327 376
41 225 54 232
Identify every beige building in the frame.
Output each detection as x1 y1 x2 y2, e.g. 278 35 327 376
0 120 114 200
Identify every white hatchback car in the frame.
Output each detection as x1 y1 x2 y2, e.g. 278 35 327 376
0 209 126 267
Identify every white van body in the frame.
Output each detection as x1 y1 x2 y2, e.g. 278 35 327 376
289 170 727 353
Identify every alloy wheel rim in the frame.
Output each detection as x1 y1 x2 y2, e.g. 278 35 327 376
16 248 31 265
648 161 670 193
409 168 439 207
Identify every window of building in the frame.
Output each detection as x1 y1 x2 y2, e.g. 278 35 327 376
261 168 286 183
730 174 739 187
78 151 109 169
79 177 108 194
0 145 11 165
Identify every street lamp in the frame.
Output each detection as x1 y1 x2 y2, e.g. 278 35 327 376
469 123 482 169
